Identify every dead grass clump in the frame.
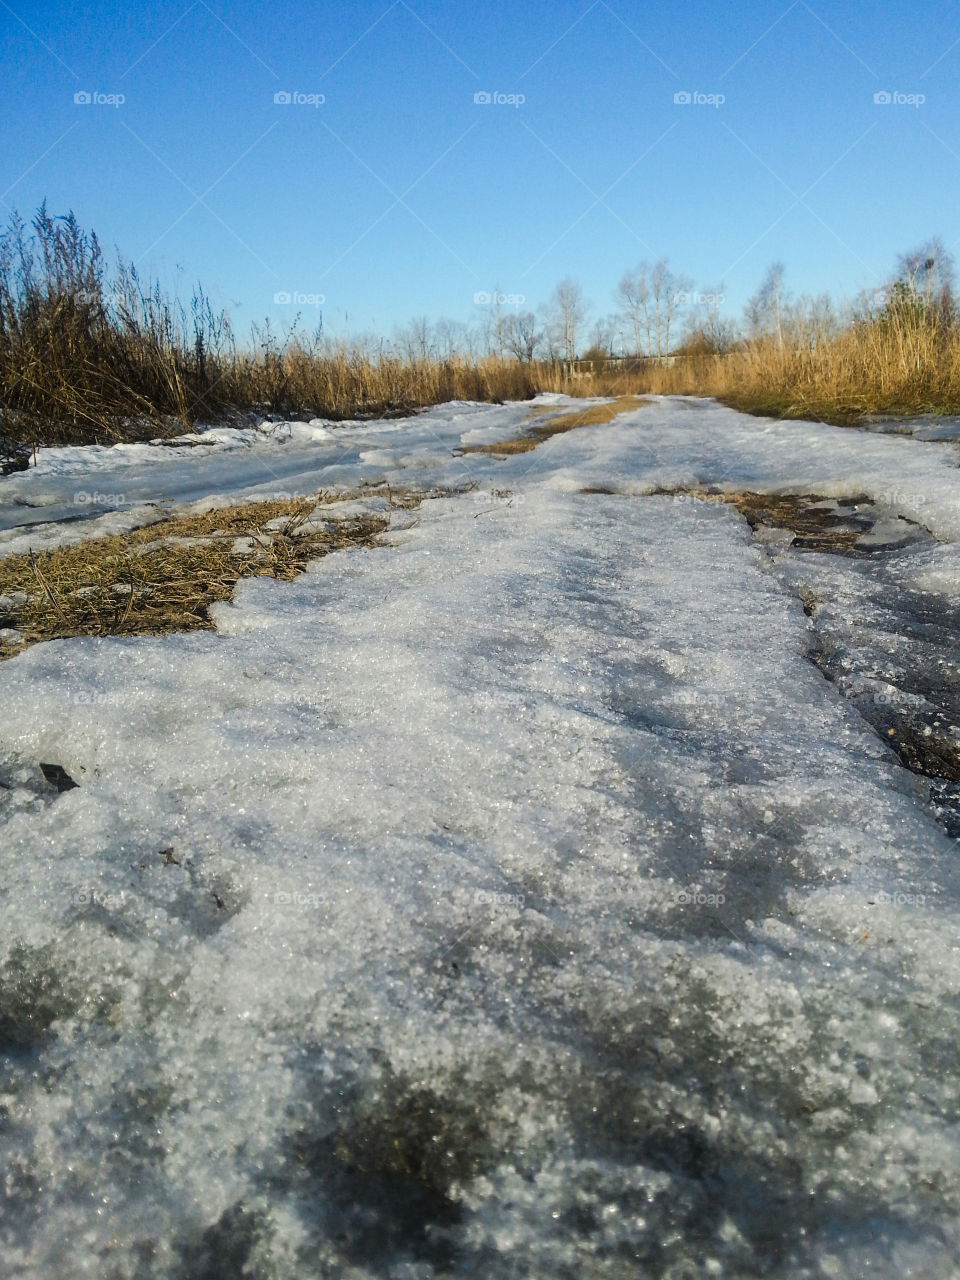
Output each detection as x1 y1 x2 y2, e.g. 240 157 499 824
0 492 403 658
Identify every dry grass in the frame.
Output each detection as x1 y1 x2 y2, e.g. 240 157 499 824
661 488 879 551
0 206 547 448
6 204 960 446
537 316 960 425
0 491 417 657
460 394 649 454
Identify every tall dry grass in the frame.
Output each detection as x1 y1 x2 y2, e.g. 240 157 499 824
545 297 960 423
3 204 960 451
0 205 542 448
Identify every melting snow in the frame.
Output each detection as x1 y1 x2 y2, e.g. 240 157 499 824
0 397 959 1277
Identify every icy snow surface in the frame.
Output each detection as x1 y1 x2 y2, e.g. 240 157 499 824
1 396 960 1277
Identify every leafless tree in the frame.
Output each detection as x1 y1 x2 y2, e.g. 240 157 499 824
393 315 432 361
650 259 692 357
434 317 468 361
502 310 540 361
616 265 652 355
589 315 616 355
482 285 507 359
682 283 736 353
618 260 690 356
745 262 787 346
894 237 955 319
540 277 590 362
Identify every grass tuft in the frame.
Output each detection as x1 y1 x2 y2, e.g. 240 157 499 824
0 491 410 657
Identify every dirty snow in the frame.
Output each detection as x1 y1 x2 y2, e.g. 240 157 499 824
1 397 959 1277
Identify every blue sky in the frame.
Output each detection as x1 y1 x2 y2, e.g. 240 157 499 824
1 0 957 344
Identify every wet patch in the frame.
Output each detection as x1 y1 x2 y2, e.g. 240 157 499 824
601 486 960 836
289 1063 502 1271
648 487 929 555
175 1203 265 1280
709 490 960 833
0 942 85 1054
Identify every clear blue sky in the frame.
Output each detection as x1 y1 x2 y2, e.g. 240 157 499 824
1 0 956 342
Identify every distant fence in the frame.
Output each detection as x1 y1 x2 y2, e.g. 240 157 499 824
557 354 680 377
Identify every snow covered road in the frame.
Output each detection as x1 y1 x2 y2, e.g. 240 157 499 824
1 397 960 1277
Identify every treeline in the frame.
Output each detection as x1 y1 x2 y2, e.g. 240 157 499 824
402 239 956 367
0 203 957 450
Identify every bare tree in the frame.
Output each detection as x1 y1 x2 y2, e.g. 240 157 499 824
618 260 690 356
589 315 616 355
616 265 652 355
894 237 955 320
540 277 590 362
434 316 468 361
681 283 738 353
650 259 692 357
502 310 540 362
484 285 507 360
393 315 432 361
745 262 787 346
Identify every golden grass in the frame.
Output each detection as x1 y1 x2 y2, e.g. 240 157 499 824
0 491 415 658
6 201 960 441
536 319 960 425
460 394 649 454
